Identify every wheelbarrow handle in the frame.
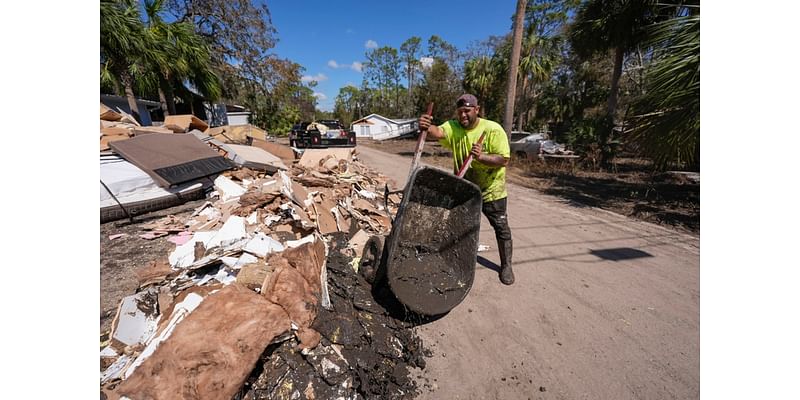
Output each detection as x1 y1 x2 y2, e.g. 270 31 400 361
406 102 434 184
456 130 488 178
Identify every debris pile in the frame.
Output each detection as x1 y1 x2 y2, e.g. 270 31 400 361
100 103 282 223
100 120 430 399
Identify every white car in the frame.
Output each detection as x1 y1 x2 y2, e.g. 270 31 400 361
509 132 546 159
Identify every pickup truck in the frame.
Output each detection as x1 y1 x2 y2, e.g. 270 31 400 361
289 119 356 148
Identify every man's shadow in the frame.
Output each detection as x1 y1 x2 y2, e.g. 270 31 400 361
476 255 501 273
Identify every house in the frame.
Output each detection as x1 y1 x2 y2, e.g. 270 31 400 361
350 114 418 140
99 94 161 126
204 103 252 127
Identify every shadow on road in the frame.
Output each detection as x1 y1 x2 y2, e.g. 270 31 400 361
590 247 654 261
476 255 500 273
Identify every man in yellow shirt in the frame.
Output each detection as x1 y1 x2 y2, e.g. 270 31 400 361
418 94 514 285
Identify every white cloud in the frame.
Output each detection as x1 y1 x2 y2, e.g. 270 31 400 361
420 57 434 68
365 40 378 49
350 61 363 72
327 60 339 68
313 92 328 100
301 73 328 83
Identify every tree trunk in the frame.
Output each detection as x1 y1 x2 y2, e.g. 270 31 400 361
503 0 527 139
607 47 624 120
158 75 177 116
516 74 528 132
598 47 626 170
159 88 168 117
121 74 142 124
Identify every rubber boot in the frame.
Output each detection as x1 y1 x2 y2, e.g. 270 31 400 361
498 239 514 285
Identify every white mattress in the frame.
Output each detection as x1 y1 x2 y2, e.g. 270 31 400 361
100 154 203 208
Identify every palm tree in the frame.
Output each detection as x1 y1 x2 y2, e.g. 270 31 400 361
568 0 660 167
464 56 497 117
100 0 151 122
142 0 221 116
517 34 560 131
628 13 699 170
503 0 527 136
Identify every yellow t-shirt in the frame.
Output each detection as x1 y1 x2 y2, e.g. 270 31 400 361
438 118 510 202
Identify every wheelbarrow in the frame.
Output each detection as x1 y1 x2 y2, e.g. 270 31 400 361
359 104 485 316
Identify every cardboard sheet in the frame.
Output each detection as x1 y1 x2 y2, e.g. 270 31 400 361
249 137 296 164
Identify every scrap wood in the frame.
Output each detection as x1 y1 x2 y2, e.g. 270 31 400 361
311 200 339 235
236 259 272 291
100 103 122 121
100 134 130 151
344 203 382 233
297 148 354 169
163 114 209 133
281 203 315 231
131 126 174 135
234 184 281 217
278 171 312 209
229 167 262 182
294 172 337 188
141 215 186 233
347 230 371 258
136 259 175 288
205 126 229 140
115 108 141 126
111 284 291 400
139 231 169 240
352 198 380 215
228 124 268 142
101 126 133 137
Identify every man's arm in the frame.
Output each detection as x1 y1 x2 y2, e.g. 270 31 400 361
418 114 444 140
471 143 509 167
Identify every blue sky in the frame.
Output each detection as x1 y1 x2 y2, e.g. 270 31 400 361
267 1 519 111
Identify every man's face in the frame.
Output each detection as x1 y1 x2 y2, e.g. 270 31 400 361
456 105 479 128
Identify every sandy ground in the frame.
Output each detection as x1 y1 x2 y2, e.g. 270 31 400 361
355 145 700 399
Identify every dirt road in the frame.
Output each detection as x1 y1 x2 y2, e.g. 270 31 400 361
356 145 699 399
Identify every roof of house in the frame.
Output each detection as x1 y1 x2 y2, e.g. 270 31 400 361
352 114 417 125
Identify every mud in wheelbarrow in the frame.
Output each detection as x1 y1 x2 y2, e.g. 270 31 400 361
370 166 482 317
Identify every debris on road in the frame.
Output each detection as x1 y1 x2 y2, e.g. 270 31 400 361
99 120 429 399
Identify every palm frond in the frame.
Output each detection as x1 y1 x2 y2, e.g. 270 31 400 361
627 15 700 169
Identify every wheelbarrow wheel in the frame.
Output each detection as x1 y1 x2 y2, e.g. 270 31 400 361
359 235 385 286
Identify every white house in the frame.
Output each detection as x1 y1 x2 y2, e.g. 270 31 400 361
350 114 418 140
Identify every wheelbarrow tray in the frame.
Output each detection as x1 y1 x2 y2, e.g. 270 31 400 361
383 166 482 316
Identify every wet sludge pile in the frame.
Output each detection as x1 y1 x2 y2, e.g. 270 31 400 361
239 235 430 399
